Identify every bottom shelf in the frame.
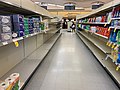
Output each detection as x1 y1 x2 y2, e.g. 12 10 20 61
0 33 62 90
77 32 120 88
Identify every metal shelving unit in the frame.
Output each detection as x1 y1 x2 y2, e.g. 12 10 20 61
79 22 110 25
77 32 120 87
0 1 61 89
0 0 53 18
78 31 111 54
76 1 120 87
0 33 62 90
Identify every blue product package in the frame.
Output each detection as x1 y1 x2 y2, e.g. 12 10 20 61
109 29 114 42
117 46 120 64
29 29 34 34
13 22 24 37
114 20 118 27
111 21 114 26
12 14 24 23
112 29 118 42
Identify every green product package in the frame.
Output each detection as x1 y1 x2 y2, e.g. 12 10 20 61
41 24 44 30
117 31 120 45
12 80 20 90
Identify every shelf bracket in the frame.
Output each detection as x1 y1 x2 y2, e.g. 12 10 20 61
105 55 109 60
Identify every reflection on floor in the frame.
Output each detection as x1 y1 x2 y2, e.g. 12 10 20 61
24 31 119 90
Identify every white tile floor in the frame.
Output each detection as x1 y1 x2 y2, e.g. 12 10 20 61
24 31 119 90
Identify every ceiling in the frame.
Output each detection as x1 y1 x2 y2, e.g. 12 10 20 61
32 0 112 8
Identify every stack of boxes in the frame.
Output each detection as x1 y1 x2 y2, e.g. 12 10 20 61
28 18 34 34
40 22 45 31
0 14 43 42
0 16 12 42
33 17 41 33
12 14 25 37
24 18 29 35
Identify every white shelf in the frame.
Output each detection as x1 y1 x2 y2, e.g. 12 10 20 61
80 22 110 25
0 33 62 90
111 17 120 20
0 28 60 48
0 0 53 18
78 31 111 54
77 32 120 87
109 26 120 29
77 0 120 19
80 28 108 39
94 33 108 39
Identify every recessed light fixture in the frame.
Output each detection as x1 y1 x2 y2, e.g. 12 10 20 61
47 4 56 6
35 2 40 4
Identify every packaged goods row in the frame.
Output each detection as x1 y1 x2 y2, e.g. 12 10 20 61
0 15 47 42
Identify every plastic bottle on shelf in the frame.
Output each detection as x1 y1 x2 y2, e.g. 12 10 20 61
117 46 120 64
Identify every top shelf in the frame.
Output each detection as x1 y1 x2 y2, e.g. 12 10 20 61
0 0 53 18
77 0 120 19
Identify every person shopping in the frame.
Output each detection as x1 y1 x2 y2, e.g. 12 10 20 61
71 22 76 32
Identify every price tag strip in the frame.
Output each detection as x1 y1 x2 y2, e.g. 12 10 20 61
108 42 112 47
2 41 8 45
116 65 120 71
112 43 116 49
14 41 19 47
106 41 110 46
114 45 119 50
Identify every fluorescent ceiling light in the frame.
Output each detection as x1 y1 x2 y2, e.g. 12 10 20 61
35 2 40 4
76 7 84 9
48 4 56 6
56 5 64 7
4 1 14 5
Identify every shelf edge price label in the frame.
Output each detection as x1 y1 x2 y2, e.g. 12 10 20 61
112 43 116 49
114 27 117 32
108 42 112 47
26 35 29 38
104 23 107 27
106 41 110 46
14 41 19 47
108 27 111 31
2 42 8 45
116 66 120 71
108 19 112 24
114 45 118 50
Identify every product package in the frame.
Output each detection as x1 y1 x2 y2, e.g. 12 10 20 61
12 14 25 38
28 18 34 34
24 18 29 35
0 15 12 42
0 73 20 90
117 46 120 64
32 17 41 33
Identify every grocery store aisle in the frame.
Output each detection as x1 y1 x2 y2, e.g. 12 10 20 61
24 32 119 90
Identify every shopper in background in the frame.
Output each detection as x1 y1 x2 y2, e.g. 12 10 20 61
71 21 76 32
67 20 72 32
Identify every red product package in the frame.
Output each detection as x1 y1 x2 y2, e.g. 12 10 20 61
104 28 110 37
101 16 106 22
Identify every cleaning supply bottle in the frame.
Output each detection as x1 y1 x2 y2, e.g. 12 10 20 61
117 46 120 64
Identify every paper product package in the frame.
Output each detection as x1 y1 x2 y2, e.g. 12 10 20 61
0 73 20 90
0 16 11 24
12 15 25 38
0 15 12 42
0 82 9 90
